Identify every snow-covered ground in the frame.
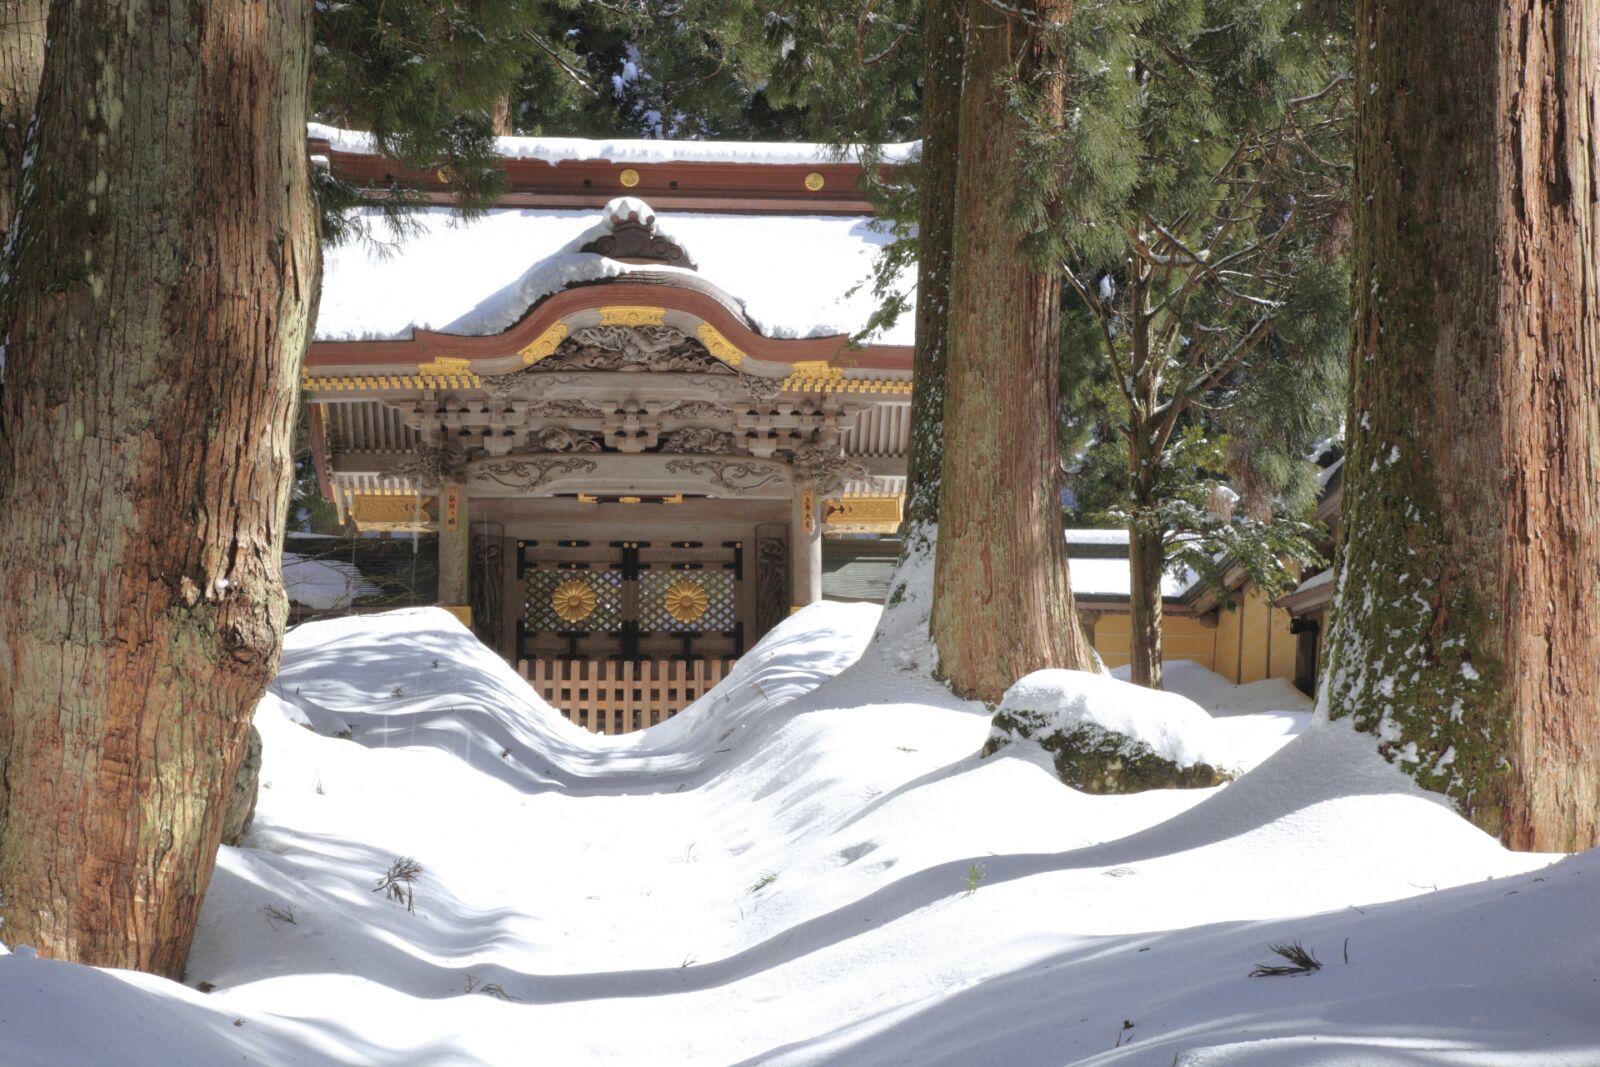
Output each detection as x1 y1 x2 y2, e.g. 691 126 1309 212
2 605 1594 1066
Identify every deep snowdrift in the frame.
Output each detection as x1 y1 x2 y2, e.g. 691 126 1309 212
1 605 1592 1066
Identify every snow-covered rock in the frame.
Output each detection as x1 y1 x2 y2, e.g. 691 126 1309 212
985 668 1232 791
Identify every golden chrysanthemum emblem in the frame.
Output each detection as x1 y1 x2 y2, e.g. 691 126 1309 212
551 578 598 624
664 578 710 624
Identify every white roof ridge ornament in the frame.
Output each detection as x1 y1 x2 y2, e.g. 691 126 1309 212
603 196 656 229
580 197 696 271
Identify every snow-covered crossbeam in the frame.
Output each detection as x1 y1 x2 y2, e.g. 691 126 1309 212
309 122 919 168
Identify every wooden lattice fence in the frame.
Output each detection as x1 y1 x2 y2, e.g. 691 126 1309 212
519 658 734 734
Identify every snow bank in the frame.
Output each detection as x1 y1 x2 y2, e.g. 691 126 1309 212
1132 659 1314 716
0 603 1587 1067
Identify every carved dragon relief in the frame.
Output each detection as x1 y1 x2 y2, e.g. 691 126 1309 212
659 427 734 455
739 373 786 403
663 458 787 494
532 427 604 453
386 443 471 486
472 456 599 491
790 444 869 497
535 327 730 374
660 400 734 421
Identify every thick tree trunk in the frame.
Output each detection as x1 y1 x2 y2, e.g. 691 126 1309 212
898 0 960 547
1322 0 1600 850
0 0 46 239
1126 523 1165 690
0 1 317 974
929 0 1095 701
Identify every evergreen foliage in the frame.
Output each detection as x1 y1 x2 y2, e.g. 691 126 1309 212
1046 0 1354 655
308 0 922 248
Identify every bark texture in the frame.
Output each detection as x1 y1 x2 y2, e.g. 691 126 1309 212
930 0 1095 701
1126 525 1165 690
0 0 45 239
1322 0 1600 850
899 0 960 544
0 1 317 973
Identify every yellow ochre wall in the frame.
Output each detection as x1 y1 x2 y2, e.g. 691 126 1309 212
1090 590 1297 686
1092 613 1217 674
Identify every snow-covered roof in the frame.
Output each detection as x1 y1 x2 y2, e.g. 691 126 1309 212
1064 529 1130 546
309 123 919 168
315 204 914 346
1292 567 1334 595
1066 555 1199 599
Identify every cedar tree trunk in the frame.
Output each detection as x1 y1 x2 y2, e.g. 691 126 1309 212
1122 274 1166 690
0 1 317 973
490 92 514 136
1126 523 1165 690
1321 0 1600 851
0 0 46 239
899 0 960 547
930 0 1095 701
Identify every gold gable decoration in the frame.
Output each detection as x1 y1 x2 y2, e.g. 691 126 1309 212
349 492 434 533
304 372 481 393
824 494 904 534
780 374 911 396
518 322 569 365
417 356 473 378
788 360 842 378
598 305 666 327
695 322 745 368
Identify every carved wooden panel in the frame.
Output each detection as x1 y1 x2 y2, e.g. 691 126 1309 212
756 533 789 639
469 523 505 651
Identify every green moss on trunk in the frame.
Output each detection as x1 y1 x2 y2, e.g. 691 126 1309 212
1325 0 1600 850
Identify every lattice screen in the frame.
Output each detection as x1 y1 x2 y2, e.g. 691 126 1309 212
523 570 623 631
638 571 735 633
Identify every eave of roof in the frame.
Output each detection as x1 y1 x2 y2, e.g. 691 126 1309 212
305 276 914 377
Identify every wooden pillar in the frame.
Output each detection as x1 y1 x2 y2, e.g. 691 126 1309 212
790 484 823 608
438 484 470 620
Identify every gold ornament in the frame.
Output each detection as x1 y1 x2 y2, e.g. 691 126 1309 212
551 578 598 624
518 322 569 365
804 171 825 191
598 305 667 326
694 322 745 367
619 168 641 188
664 578 710 624
416 356 474 378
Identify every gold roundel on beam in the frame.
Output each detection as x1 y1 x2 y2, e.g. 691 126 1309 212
664 578 710 624
619 168 641 188
804 171 825 191
551 578 598 624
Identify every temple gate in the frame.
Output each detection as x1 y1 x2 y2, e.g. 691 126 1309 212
304 144 915 731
